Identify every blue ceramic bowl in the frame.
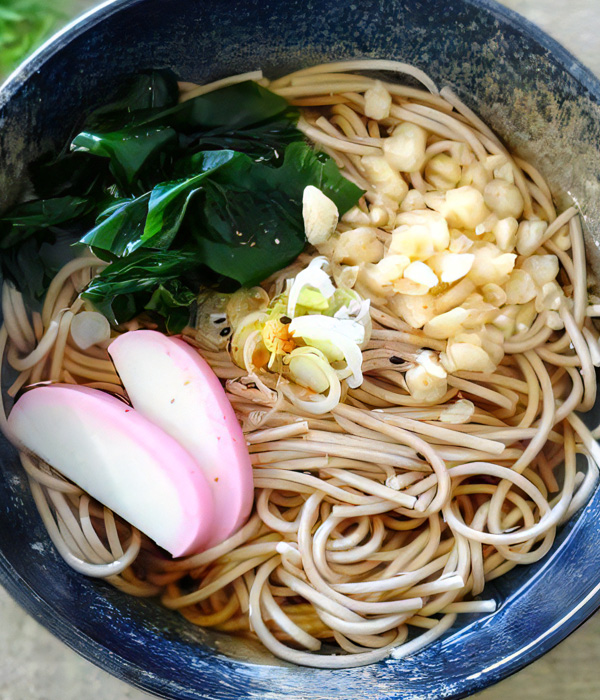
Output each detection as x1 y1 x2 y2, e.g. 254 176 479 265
2 1 600 698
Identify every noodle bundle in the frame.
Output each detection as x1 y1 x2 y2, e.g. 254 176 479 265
1 60 599 668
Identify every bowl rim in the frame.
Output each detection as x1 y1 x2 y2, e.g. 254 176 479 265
1 1 600 699
1 0 600 107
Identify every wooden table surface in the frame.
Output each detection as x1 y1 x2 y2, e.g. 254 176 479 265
1 1 599 698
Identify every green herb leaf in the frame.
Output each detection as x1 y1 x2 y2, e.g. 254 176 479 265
82 142 362 292
186 140 364 285
80 194 151 258
73 79 295 193
142 149 239 248
1 75 364 331
30 151 109 199
269 141 364 214
0 231 83 307
0 193 96 307
0 195 93 249
143 81 292 133
84 69 180 132
82 248 202 326
71 125 177 194
144 280 197 333
183 110 304 164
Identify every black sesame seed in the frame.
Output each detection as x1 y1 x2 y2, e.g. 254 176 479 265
213 316 227 325
280 315 292 324
219 327 231 337
389 356 403 365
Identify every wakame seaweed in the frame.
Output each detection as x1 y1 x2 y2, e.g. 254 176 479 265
0 71 363 327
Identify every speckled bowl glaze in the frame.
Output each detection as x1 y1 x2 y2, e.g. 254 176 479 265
1 1 600 698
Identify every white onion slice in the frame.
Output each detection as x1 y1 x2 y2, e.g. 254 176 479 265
70 312 111 350
287 257 335 318
289 315 364 388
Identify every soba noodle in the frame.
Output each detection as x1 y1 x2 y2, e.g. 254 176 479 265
1 60 599 668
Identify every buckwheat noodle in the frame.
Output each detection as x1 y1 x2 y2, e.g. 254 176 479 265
1 60 599 668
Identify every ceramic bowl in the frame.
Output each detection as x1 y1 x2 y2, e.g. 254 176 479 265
1 1 600 698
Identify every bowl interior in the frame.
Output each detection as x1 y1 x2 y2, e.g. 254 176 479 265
2 1 600 698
